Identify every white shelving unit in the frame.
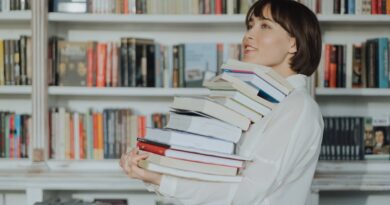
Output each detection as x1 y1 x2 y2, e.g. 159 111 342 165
1 2 390 205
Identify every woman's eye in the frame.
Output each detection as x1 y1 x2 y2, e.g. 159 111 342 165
260 24 270 29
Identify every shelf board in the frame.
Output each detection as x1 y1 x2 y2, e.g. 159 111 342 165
0 86 32 95
317 14 390 24
0 159 31 170
315 88 390 96
313 161 390 191
48 86 210 97
48 13 245 24
48 13 390 25
0 11 31 22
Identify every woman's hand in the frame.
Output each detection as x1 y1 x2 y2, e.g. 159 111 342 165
119 147 162 186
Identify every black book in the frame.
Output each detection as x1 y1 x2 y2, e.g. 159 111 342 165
120 38 128 87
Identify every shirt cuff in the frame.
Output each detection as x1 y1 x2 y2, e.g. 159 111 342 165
143 181 160 193
158 174 178 197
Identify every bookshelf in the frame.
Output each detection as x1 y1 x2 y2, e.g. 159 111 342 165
1 1 390 205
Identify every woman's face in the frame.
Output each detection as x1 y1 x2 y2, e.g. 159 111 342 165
242 5 296 72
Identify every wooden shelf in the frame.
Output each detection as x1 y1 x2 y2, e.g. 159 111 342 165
0 159 31 170
0 86 32 95
48 86 210 97
316 88 390 96
0 11 31 22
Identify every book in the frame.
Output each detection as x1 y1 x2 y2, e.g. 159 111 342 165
138 160 243 182
221 69 286 103
209 90 271 116
221 59 293 94
137 141 244 168
204 73 277 110
137 137 250 161
143 128 235 154
57 41 88 86
165 111 242 143
170 96 251 131
209 96 262 122
138 150 238 176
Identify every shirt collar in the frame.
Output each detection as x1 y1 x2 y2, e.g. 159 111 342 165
286 74 307 90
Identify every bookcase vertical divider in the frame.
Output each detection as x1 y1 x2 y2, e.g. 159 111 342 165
31 0 49 163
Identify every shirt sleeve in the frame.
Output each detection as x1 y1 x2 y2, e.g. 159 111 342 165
158 174 239 205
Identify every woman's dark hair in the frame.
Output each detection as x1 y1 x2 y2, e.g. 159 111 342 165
245 0 322 76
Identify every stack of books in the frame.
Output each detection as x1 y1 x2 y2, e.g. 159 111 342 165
137 59 293 182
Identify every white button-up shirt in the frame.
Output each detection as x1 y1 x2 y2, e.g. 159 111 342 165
146 74 324 205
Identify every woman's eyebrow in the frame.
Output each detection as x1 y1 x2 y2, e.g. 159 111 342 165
259 17 274 23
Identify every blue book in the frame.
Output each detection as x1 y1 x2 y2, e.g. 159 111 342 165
14 114 21 158
348 0 355 14
378 38 389 88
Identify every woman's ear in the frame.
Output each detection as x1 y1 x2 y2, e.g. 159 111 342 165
288 37 297 54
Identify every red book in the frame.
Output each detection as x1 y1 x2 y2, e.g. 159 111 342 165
79 116 85 159
97 43 107 87
137 141 167 155
112 44 119 87
86 42 94 87
123 0 129 14
93 113 98 159
372 0 378 14
138 115 146 138
324 44 331 87
215 0 222 14
387 0 390 14
329 45 337 88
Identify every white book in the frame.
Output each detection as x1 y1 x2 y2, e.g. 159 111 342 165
222 59 293 94
139 160 243 182
153 147 245 168
139 150 238 176
355 0 363 14
222 71 286 102
209 90 271 116
209 96 262 123
166 111 242 143
145 128 235 154
171 96 251 131
204 73 277 110
321 0 334 15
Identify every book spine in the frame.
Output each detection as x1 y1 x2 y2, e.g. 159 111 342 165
97 43 107 87
0 40 4 85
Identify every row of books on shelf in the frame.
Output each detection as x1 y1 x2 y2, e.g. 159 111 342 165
138 59 293 182
320 116 390 161
0 0 30 11
0 111 31 159
48 107 169 160
49 0 253 15
317 37 390 88
0 36 32 86
299 0 390 15
49 36 242 88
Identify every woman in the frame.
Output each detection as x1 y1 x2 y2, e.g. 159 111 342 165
120 0 324 204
